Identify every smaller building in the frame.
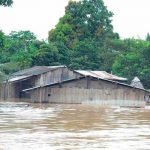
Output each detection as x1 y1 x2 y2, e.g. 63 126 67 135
131 77 144 89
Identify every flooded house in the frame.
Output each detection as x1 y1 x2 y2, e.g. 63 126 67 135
0 65 149 107
0 65 80 100
22 68 149 107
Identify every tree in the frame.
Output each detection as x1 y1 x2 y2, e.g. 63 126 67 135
9 31 36 52
0 30 41 70
48 0 117 70
0 0 13 6
0 30 5 48
0 62 19 74
49 0 114 46
0 31 11 63
112 39 150 88
70 38 102 69
32 42 60 66
146 33 150 41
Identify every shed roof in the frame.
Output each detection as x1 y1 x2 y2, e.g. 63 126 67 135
74 70 127 81
8 65 66 83
12 65 66 76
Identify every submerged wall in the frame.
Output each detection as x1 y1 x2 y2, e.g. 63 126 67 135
29 78 147 107
0 67 81 100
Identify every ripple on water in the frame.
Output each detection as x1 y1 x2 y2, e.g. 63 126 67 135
0 102 150 150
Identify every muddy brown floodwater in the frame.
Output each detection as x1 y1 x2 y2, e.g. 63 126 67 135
0 102 150 150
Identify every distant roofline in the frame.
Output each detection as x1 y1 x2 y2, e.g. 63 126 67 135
22 76 149 93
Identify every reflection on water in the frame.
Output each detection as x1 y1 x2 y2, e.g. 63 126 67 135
0 102 150 150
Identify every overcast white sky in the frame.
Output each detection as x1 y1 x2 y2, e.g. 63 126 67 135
0 0 150 40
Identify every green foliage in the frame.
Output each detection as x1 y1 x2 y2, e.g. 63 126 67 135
0 62 19 74
0 30 5 48
0 62 19 82
0 0 13 6
112 39 150 88
11 51 33 69
70 39 102 69
48 0 117 70
146 33 150 41
32 42 60 66
0 31 41 74
49 0 114 45
48 0 150 88
1 0 150 89
9 31 36 52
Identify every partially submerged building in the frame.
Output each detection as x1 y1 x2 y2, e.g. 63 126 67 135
0 65 149 107
23 75 149 107
0 66 80 100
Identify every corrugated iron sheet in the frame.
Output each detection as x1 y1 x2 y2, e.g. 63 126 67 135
75 70 127 81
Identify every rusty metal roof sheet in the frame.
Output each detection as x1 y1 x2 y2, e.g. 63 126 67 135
75 70 127 81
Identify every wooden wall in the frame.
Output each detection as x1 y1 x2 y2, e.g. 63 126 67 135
0 67 80 100
0 84 6 100
34 67 81 86
0 77 35 100
1 67 148 106
29 77 147 106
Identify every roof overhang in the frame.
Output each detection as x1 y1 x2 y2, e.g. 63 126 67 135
8 75 32 83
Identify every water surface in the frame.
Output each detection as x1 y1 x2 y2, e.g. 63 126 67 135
0 102 150 150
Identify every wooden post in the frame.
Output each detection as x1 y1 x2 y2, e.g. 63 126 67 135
86 77 90 89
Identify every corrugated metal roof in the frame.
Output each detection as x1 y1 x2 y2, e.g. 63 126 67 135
12 65 66 76
75 70 127 81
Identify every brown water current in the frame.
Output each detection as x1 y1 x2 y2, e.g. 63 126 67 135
0 102 150 150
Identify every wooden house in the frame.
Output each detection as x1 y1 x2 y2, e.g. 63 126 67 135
1 66 149 107
0 65 80 100
23 75 149 107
